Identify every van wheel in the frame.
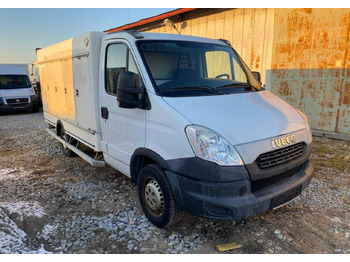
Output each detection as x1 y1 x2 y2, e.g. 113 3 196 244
137 164 183 228
59 127 77 157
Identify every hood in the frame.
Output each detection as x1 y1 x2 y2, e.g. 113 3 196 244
163 90 306 146
0 87 34 98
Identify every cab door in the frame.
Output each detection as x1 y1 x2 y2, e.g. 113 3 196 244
100 40 146 176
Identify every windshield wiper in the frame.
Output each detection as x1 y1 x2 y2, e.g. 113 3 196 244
217 82 259 91
159 86 225 95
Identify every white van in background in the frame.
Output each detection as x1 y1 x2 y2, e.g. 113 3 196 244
0 64 40 113
37 31 313 228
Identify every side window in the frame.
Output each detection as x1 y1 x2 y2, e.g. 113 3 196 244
205 51 232 79
231 56 247 83
205 50 247 82
105 43 143 95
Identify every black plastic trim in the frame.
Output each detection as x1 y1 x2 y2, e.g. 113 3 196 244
130 148 171 183
246 142 312 181
101 107 109 119
166 157 250 182
164 158 313 221
0 101 40 112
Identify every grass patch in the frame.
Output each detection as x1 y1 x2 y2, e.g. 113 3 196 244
328 158 350 171
93 228 104 235
312 142 329 157
312 137 350 172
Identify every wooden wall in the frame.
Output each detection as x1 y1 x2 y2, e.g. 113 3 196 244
270 8 350 134
144 8 350 136
146 8 274 86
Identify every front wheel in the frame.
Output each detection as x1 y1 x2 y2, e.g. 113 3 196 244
137 164 183 228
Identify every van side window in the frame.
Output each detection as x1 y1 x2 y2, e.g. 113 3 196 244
205 51 232 79
105 43 143 95
205 50 247 82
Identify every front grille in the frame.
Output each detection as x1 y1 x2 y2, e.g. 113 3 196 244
6 98 29 104
257 143 304 169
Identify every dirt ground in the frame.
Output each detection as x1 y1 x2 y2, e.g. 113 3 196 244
0 110 349 254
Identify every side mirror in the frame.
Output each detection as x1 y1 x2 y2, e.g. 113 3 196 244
117 71 149 109
252 71 262 85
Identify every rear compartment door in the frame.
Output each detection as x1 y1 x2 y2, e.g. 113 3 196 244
100 40 146 174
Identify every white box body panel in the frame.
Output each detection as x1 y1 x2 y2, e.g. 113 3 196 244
37 32 107 151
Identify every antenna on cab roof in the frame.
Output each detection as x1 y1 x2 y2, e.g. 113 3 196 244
218 39 231 46
163 19 187 35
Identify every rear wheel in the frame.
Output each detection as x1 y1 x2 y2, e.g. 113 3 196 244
59 127 77 157
137 164 183 228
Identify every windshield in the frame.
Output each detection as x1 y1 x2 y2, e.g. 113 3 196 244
0 75 31 89
137 40 261 97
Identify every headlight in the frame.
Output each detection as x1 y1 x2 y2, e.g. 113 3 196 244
29 87 36 95
185 125 243 166
296 109 312 144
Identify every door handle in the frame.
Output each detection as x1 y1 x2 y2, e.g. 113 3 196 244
101 107 109 120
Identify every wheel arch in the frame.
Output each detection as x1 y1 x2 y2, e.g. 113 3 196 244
130 148 171 184
56 120 64 136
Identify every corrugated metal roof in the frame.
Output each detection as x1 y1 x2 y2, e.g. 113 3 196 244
105 8 196 33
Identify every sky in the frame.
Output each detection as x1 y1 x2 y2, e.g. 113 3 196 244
0 7 175 64
1 2 348 64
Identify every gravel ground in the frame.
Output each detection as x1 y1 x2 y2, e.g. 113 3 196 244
0 110 349 254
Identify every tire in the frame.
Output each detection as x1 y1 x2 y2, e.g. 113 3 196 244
59 127 77 157
137 164 183 228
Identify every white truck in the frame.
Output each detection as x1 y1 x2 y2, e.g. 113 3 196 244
28 62 42 103
37 31 313 228
0 64 40 112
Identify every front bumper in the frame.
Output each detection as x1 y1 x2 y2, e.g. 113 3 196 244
0 101 41 112
165 156 313 221
0 96 41 112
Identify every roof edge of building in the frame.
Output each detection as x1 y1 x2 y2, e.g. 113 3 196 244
105 8 197 33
